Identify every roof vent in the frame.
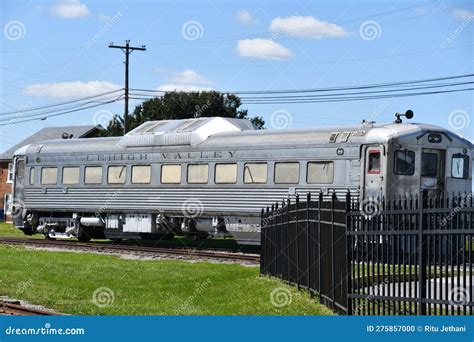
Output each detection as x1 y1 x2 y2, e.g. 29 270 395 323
118 117 256 148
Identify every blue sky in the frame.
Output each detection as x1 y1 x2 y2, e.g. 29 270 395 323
0 0 473 151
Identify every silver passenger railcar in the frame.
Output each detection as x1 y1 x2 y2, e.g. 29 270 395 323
11 113 473 244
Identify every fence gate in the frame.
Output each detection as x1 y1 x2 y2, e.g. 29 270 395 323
260 191 474 315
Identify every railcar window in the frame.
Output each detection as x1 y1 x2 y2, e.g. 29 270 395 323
161 164 181 184
368 151 381 174
108 165 127 184
244 163 267 184
63 166 80 184
41 167 58 185
16 161 25 178
187 164 209 184
394 150 415 175
215 163 237 184
274 162 300 184
421 153 438 177
29 168 35 185
131 165 151 184
452 154 469 179
307 162 334 184
85 166 102 184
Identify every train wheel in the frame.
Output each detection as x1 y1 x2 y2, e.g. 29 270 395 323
44 227 56 240
77 226 92 243
19 227 34 236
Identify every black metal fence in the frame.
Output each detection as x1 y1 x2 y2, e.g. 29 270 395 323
260 191 474 315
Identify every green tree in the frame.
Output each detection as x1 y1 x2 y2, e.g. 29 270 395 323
104 91 264 136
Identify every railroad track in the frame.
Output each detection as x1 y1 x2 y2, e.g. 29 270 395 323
0 237 261 263
0 300 58 316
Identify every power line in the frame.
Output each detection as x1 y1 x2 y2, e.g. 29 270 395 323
0 89 123 116
130 87 473 104
0 94 124 122
236 81 474 100
0 96 123 126
130 73 474 95
3 73 472 126
240 88 474 104
128 73 474 105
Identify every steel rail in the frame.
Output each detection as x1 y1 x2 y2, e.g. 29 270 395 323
0 300 58 316
0 237 261 263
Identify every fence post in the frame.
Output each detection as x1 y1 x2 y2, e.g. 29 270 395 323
265 206 269 276
306 192 311 294
287 197 291 283
418 190 427 315
296 194 300 289
330 191 336 309
261 208 265 274
345 190 352 315
275 202 279 278
318 191 323 300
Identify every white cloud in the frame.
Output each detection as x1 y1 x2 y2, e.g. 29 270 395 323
453 9 474 21
236 38 293 60
236 10 253 24
269 15 349 39
157 84 214 92
24 81 121 98
158 69 214 92
168 69 212 85
51 0 89 19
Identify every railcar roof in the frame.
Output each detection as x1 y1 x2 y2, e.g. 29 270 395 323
15 119 473 156
204 122 472 147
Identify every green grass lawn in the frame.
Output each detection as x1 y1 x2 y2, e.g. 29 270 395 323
0 245 332 315
0 221 33 238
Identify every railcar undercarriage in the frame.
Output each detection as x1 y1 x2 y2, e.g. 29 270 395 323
20 211 261 245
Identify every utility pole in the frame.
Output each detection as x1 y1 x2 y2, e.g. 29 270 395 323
108 40 146 134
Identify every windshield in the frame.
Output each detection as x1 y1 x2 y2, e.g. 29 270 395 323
421 152 438 177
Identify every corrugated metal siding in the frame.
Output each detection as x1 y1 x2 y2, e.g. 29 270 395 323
24 186 358 216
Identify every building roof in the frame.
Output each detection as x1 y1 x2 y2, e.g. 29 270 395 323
0 125 103 161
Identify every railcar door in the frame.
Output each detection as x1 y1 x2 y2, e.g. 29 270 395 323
421 148 445 196
362 145 384 199
11 156 26 226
